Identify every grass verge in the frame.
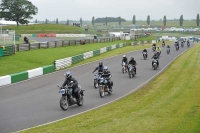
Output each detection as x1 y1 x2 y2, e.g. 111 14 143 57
20 43 200 133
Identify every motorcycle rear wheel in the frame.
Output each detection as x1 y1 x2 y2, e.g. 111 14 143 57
77 95 84 106
60 96 68 110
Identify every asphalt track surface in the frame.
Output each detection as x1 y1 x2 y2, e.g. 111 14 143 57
0 43 194 133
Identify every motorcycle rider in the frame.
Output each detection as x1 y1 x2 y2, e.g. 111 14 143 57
162 40 165 46
156 46 162 55
166 45 170 52
24 36 29 44
121 55 128 71
175 41 179 49
142 48 148 58
152 43 156 51
92 62 104 74
101 66 113 91
62 71 81 101
151 53 159 68
128 57 137 74
187 40 190 46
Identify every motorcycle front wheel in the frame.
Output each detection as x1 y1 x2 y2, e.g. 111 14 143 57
60 96 68 111
129 71 132 78
94 79 98 88
99 85 105 98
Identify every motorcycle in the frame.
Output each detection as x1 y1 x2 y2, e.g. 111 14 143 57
143 52 147 60
99 76 113 98
94 72 102 88
152 46 156 52
128 64 136 78
156 50 161 58
122 62 128 73
187 42 190 47
176 45 179 51
166 48 170 54
57 81 85 110
162 42 165 47
152 59 158 70
181 42 184 48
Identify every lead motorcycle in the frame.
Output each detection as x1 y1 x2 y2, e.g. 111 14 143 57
94 72 102 88
152 59 158 70
57 81 85 110
99 76 113 98
128 64 136 78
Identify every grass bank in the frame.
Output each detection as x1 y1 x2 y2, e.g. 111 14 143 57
2 24 98 34
20 43 200 133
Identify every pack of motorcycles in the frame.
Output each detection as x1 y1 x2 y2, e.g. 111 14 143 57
58 41 190 110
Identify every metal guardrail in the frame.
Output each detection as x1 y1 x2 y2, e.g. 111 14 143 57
15 37 120 52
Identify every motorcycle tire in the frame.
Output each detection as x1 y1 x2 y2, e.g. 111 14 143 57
94 79 98 88
129 71 132 78
99 85 105 98
77 94 84 106
60 96 68 111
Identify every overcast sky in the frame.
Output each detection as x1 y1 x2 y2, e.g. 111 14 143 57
28 0 200 21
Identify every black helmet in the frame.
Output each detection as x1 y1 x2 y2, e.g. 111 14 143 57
64 71 72 79
131 57 134 60
99 62 103 67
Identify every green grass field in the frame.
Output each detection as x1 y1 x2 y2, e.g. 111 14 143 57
20 42 200 133
2 24 99 34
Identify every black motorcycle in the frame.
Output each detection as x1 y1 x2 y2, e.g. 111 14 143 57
57 81 85 110
99 76 113 98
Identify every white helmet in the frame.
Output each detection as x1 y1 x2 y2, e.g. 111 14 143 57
123 55 126 57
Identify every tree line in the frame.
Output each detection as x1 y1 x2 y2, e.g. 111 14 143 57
0 0 199 27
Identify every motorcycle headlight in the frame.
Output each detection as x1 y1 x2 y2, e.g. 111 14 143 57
59 89 66 94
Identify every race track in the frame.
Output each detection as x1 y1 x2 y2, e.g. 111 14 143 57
0 42 194 133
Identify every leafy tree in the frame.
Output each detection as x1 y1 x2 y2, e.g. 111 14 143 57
94 17 126 23
92 16 95 26
147 15 150 25
45 19 48 24
179 15 183 26
105 17 108 26
163 15 166 26
132 15 136 24
196 13 199 26
80 17 82 27
0 0 38 26
119 16 121 26
56 18 58 24
66 19 69 26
